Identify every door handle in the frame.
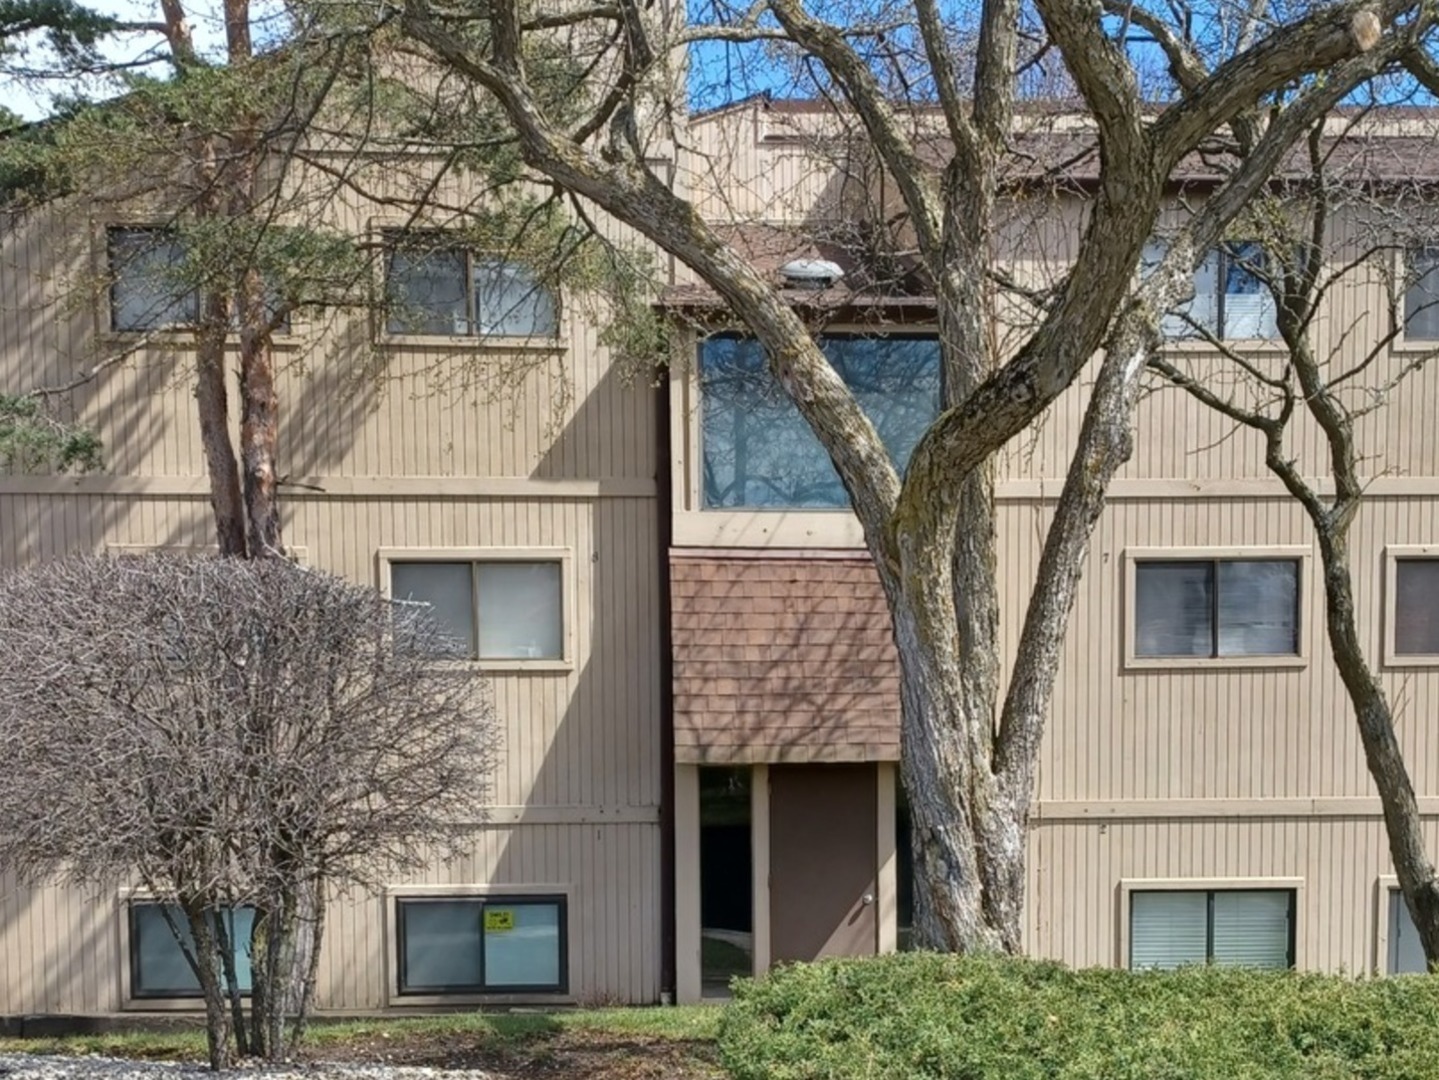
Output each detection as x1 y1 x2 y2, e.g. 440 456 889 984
861 892 875 906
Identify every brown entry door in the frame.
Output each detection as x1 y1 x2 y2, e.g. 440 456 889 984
769 764 878 963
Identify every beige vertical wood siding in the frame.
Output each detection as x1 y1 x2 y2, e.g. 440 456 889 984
1027 817 1439 974
0 173 665 1010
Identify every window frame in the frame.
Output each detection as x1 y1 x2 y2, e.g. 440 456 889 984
1118 877 1304 971
1383 545 1439 668
378 228 562 345
1145 239 1284 345
377 546 575 671
99 223 298 341
1124 546 1310 670
1397 246 1439 349
385 885 574 1004
117 889 255 1009
1375 875 1431 975
106 225 200 333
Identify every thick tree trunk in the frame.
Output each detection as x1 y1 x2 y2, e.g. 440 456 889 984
895 323 1154 954
897 678 1014 951
190 124 247 559
195 311 247 558
237 267 283 558
889 548 1014 951
286 879 326 1057
1315 531 1439 966
185 904 234 1071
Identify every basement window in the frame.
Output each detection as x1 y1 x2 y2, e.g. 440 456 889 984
129 901 254 998
1130 889 1295 970
396 896 567 994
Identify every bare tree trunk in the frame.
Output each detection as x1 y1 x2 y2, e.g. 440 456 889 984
185 903 234 1071
248 905 271 1060
195 309 247 558
226 118 284 560
286 879 326 1058
256 889 298 1058
1314 531 1439 964
237 268 283 558
890 560 1011 951
212 907 250 1059
190 123 247 559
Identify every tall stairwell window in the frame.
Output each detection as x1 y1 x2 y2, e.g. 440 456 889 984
699 332 940 508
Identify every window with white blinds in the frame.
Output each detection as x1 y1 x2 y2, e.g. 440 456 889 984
1389 889 1429 974
1130 889 1295 970
1140 240 1279 340
389 558 565 661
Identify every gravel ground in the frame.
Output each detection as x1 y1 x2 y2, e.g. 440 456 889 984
0 1056 494 1080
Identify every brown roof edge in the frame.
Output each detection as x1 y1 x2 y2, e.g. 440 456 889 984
657 285 938 316
671 547 872 560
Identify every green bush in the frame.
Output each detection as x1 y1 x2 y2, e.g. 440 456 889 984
717 953 1439 1080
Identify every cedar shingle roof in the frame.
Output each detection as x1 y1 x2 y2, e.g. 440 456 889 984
671 554 900 763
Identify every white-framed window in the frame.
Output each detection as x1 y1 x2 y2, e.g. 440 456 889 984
383 233 558 338
127 900 254 999
1377 877 1430 975
1384 547 1439 666
379 547 572 668
1125 548 1306 667
1403 247 1439 342
1143 239 1279 341
393 894 568 995
1125 884 1297 970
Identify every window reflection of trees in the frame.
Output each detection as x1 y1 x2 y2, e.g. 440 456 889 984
700 334 941 509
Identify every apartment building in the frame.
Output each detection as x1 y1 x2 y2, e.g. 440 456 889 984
667 99 1439 999
2 96 1439 1020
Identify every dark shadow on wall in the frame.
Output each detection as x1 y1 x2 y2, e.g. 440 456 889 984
0 312 380 564
463 359 665 1004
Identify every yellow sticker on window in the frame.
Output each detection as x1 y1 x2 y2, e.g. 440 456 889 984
484 908 515 932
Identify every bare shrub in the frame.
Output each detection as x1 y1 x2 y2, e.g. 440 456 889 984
0 552 500 1068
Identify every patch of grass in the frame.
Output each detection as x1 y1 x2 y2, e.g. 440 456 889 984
0 1005 720 1062
0 1029 211 1061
